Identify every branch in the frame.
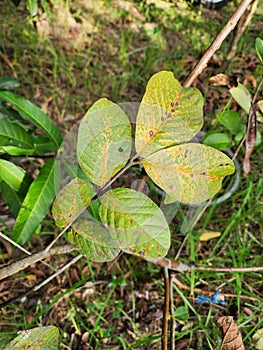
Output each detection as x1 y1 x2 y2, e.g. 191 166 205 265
183 0 253 88
0 244 74 281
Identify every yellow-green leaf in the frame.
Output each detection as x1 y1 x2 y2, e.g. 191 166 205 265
77 98 132 186
141 143 235 204
135 71 204 157
52 178 92 229
98 188 170 258
67 222 120 262
4 326 59 350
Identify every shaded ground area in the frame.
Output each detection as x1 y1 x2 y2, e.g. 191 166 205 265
0 1 263 349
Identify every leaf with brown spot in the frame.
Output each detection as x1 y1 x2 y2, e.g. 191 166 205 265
135 71 204 157
141 143 235 204
52 178 92 229
244 103 257 174
77 98 132 186
217 316 244 350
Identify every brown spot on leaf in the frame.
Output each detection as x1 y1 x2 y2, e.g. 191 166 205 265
149 130 154 137
118 147 124 152
161 116 165 121
170 102 175 107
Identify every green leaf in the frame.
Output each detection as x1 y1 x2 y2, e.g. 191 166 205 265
141 143 235 204
0 91 62 149
0 117 33 149
216 110 245 135
0 159 32 191
26 0 38 17
230 83 251 114
202 133 232 150
67 222 121 262
98 188 170 258
135 71 204 157
0 77 20 90
174 306 189 323
3 326 59 350
52 178 93 229
255 37 263 65
13 159 56 244
0 145 35 156
0 180 31 217
33 135 58 154
77 98 132 186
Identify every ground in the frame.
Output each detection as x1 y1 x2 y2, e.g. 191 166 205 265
0 0 263 349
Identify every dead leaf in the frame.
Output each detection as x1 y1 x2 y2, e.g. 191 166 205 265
209 74 231 87
199 230 221 241
252 328 263 350
244 103 257 174
217 316 244 350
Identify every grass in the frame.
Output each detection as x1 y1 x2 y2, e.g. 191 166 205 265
0 0 263 349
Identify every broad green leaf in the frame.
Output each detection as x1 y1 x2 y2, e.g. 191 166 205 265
135 71 204 157
77 98 132 186
33 135 58 154
3 326 59 350
98 188 170 258
0 159 32 191
0 117 33 148
141 143 235 204
230 83 251 114
202 132 232 150
0 181 30 216
255 37 263 65
0 91 62 149
13 159 56 244
0 76 19 90
52 178 93 229
174 306 189 323
216 110 245 135
67 223 120 262
0 145 35 156
26 0 38 17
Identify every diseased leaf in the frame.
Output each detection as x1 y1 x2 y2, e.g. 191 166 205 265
217 316 244 350
255 37 263 65
141 143 235 204
244 104 257 174
3 326 59 350
230 83 251 114
77 98 132 186
0 91 62 149
67 222 120 262
13 159 56 244
135 71 204 157
98 188 170 258
52 178 93 229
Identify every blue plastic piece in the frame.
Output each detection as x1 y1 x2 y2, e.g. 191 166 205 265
196 290 227 305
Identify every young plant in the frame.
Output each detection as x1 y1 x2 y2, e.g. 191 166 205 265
52 71 235 262
0 77 62 244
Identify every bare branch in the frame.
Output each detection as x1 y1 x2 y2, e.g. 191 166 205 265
0 244 74 281
183 0 253 88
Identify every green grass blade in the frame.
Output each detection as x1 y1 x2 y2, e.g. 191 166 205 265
13 159 56 244
0 91 62 149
